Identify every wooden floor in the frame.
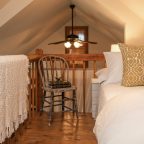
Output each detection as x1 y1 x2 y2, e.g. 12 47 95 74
17 112 97 144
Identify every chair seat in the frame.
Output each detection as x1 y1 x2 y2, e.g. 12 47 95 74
45 85 76 92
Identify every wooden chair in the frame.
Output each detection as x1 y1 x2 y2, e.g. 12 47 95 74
38 55 78 125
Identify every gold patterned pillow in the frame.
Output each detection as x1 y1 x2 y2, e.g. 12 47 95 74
119 43 144 87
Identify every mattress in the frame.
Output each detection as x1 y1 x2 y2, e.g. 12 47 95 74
94 83 144 144
98 82 144 112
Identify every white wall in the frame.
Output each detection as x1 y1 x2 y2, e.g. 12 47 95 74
95 0 144 45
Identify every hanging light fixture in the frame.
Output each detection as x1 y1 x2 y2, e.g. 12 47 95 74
48 4 97 47
64 4 81 48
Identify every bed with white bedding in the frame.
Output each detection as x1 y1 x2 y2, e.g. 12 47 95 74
93 43 144 144
93 83 144 144
98 82 144 111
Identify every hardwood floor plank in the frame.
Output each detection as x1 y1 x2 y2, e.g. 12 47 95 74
18 112 97 144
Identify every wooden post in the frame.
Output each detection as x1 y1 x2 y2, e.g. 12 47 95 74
35 48 44 55
28 64 32 121
72 60 75 85
37 62 41 112
31 62 35 117
83 61 86 113
93 60 97 78
35 61 38 112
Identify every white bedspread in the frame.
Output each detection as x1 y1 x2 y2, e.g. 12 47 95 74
0 55 29 143
98 82 141 111
94 83 144 144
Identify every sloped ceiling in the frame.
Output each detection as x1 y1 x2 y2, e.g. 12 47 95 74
95 0 144 43
0 0 144 54
0 0 70 54
0 0 34 27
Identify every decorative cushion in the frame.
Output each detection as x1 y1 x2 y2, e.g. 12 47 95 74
103 52 123 84
119 43 144 86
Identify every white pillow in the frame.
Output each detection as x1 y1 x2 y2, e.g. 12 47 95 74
95 68 108 83
103 52 123 84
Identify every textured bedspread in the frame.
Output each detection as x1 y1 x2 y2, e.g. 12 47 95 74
0 55 29 143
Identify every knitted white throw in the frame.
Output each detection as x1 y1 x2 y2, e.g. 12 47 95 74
0 55 29 143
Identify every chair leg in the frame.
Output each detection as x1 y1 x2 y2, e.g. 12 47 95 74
48 92 54 126
72 91 75 113
40 91 46 115
73 90 79 118
62 92 64 112
52 95 54 112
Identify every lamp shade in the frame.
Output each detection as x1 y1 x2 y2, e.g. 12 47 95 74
74 41 81 48
111 44 120 52
64 41 71 48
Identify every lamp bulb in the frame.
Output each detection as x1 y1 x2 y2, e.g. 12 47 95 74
64 41 71 48
74 41 81 48
111 44 120 52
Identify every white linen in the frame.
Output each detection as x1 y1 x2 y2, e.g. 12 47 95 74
103 52 123 84
98 83 123 112
0 55 29 143
94 83 144 144
95 68 108 83
91 79 101 118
